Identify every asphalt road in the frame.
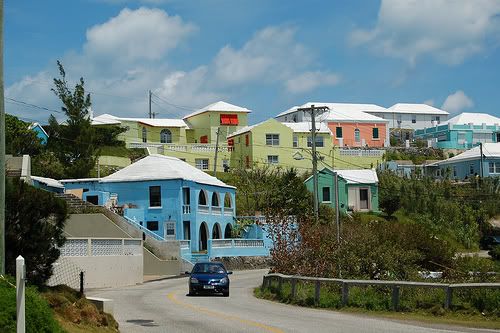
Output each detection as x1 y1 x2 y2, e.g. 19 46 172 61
89 270 497 333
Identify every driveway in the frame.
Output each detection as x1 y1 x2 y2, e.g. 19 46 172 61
89 269 497 333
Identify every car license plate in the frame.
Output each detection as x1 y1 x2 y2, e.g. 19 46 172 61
203 285 215 289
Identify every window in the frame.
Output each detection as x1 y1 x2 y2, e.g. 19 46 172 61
149 186 161 207
267 155 279 164
266 134 280 146
183 187 190 205
147 221 159 231
489 162 495 174
211 193 220 207
198 190 207 206
142 127 147 143
336 127 343 138
359 189 369 210
307 136 324 147
245 156 250 168
354 129 361 142
200 135 208 144
372 128 379 139
469 164 474 175
195 159 209 170
227 138 234 146
245 134 249 146
220 114 238 125
160 129 172 143
293 136 298 148
412 115 417 124
322 187 331 202
223 159 230 172
165 221 175 238
490 162 500 174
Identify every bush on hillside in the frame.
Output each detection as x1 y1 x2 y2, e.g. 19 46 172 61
0 276 63 333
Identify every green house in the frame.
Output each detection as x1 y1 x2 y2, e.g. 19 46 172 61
305 167 379 213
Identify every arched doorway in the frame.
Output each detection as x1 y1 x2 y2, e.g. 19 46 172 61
212 223 221 239
199 222 208 251
198 190 207 206
224 223 232 239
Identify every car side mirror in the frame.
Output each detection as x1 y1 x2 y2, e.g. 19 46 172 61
184 271 191 275
227 271 233 275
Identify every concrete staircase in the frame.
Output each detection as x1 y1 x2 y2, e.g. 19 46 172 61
54 193 96 212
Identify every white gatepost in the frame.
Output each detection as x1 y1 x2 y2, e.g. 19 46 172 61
16 255 25 333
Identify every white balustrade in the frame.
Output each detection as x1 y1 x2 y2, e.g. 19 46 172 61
198 205 210 214
59 238 143 257
212 206 222 215
211 239 233 248
339 149 384 157
234 239 265 247
223 208 233 216
183 205 191 214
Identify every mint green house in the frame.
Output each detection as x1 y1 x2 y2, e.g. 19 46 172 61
305 167 379 213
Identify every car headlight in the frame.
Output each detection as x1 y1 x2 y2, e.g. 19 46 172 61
220 277 228 285
190 277 198 283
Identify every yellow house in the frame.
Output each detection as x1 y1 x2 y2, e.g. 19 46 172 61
92 101 251 172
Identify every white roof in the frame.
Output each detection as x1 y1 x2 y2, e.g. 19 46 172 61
91 114 122 125
306 167 378 184
92 114 188 128
430 143 500 166
277 102 388 123
276 102 386 119
446 112 500 126
226 120 268 139
385 103 449 115
336 169 378 184
31 176 64 189
282 122 332 134
183 101 251 120
100 154 234 188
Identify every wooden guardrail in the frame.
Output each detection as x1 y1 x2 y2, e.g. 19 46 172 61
262 273 500 311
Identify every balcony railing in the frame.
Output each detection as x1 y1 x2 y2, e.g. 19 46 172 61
212 206 222 215
129 142 233 153
234 239 264 247
183 205 191 214
207 238 268 258
211 239 233 248
223 208 234 216
179 240 190 249
198 205 210 214
339 149 384 157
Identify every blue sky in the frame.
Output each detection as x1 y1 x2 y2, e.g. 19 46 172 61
5 0 500 124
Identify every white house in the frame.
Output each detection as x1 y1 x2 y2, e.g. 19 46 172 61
365 103 449 131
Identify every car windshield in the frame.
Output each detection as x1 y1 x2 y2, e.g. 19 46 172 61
192 263 226 274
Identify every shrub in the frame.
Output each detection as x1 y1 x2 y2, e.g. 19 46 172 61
489 246 500 261
0 277 63 333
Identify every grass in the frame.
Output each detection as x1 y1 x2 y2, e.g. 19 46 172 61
42 285 119 333
254 280 500 330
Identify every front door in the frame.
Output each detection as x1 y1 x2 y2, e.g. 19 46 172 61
359 189 369 210
496 133 500 143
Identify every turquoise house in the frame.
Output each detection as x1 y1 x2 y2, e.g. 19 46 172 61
28 122 49 145
61 155 240 257
414 113 500 149
425 143 500 180
305 168 379 213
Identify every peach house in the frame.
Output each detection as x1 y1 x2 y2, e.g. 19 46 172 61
275 103 390 148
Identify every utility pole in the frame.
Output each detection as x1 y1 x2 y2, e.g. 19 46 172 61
297 104 329 220
213 127 220 177
148 90 152 119
0 0 5 275
334 172 340 243
479 142 484 178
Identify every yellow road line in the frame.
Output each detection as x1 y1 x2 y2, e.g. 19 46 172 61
167 292 284 333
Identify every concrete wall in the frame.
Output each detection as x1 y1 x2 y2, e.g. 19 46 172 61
65 214 131 238
143 248 181 276
66 255 143 289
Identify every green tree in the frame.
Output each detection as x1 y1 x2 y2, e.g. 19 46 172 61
5 114 44 156
48 61 98 178
5 179 68 287
378 171 401 217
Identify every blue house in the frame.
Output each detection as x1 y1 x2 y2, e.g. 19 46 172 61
415 113 500 149
61 154 238 255
425 143 500 180
28 122 49 145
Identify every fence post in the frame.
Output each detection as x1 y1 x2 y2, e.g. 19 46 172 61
278 276 283 295
261 276 267 291
391 286 400 311
291 279 297 299
444 286 452 310
16 256 25 333
341 282 349 306
79 271 85 296
314 280 321 305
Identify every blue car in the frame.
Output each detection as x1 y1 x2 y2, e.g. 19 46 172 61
186 262 232 297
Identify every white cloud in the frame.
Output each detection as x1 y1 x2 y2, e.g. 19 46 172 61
423 99 434 107
285 71 340 94
350 0 500 66
6 10 339 121
84 7 195 63
441 90 474 113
